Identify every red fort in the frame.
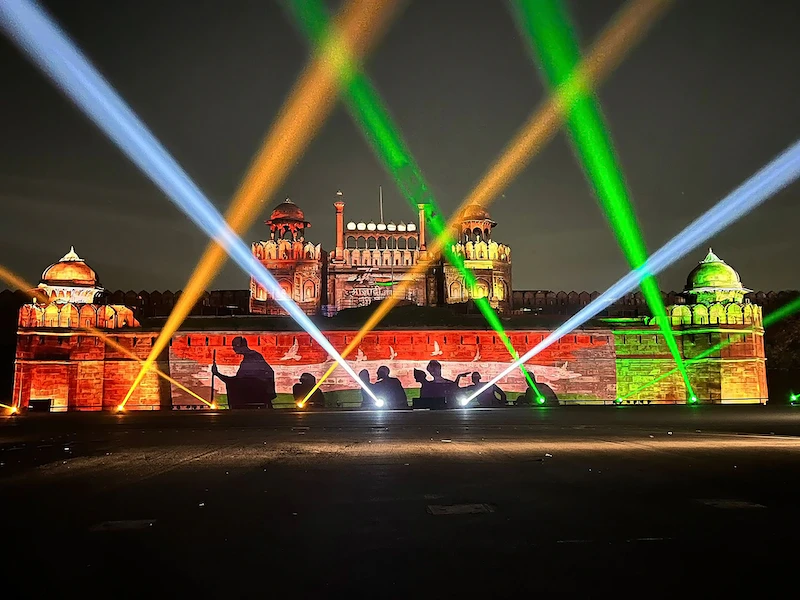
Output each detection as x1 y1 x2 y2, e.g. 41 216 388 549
11 198 767 411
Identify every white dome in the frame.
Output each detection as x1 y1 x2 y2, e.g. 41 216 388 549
356 222 366 231
377 223 387 231
346 221 356 230
407 223 416 231
397 222 406 232
387 222 397 231
367 221 376 231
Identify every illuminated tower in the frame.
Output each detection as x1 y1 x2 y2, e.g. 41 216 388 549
444 204 512 311
617 249 767 404
249 198 324 315
326 190 426 314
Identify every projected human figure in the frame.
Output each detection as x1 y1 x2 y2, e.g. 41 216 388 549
211 336 276 409
358 369 374 409
374 365 407 409
417 360 469 407
293 372 325 408
515 374 559 406
463 372 507 407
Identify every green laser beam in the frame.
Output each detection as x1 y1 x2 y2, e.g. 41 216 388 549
622 296 800 400
511 0 694 401
287 0 543 400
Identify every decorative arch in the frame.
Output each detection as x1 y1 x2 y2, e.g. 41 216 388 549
709 302 725 324
397 237 407 250
303 281 316 302
670 305 692 325
346 236 356 249
357 236 367 249
727 303 744 325
692 304 709 325
449 281 463 301
408 237 417 250
367 236 377 249
378 236 387 249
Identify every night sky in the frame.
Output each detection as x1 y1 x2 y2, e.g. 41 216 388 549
1 0 798 294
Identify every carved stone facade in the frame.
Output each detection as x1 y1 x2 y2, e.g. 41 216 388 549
444 203 512 311
250 193 514 315
327 191 427 313
249 199 325 316
20 247 137 330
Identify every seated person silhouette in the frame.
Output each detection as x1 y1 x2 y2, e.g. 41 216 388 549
462 372 507 407
358 369 375 409
212 336 276 409
293 372 326 408
373 365 407 409
515 376 559 406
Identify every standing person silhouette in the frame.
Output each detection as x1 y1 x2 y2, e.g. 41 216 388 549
358 369 374 409
211 336 276 409
374 365 407 409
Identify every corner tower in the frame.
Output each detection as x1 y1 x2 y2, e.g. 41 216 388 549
249 199 324 315
444 203 512 312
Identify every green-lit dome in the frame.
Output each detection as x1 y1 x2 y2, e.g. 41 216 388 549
685 249 746 293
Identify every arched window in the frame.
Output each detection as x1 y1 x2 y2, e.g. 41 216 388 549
397 237 407 250
280 281 293 298
346 236 356 249
408 237 417 250
357 236 367 249
367 237 377 249
449 281 463 301
378 236 387 249
388 237 396 249
303 281 316 301
473 227 482 241
282 228 293 241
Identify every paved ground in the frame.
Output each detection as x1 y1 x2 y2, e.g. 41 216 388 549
2 406 799 597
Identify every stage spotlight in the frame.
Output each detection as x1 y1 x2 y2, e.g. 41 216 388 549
374 398 386 409
458 396 470 407
689 395 698 404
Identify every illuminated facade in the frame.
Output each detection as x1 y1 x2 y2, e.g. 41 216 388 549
249 199 324 316
249 193 514 315
445 203 512 311
11 241 769 411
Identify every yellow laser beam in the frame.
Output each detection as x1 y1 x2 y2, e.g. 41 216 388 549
0 265 212 410
302 0 671 401
122 0 402 408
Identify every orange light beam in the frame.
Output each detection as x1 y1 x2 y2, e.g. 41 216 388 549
306 0 671 393
121 0 402 408
0 265 213 409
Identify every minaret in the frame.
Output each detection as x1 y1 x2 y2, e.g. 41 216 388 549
417 203 426 250
334 190 345 261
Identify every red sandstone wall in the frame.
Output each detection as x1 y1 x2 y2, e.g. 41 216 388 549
168 329 617 407
615 327 767 403
14 332 162 411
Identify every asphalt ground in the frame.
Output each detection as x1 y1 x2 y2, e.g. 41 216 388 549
2 406 799 597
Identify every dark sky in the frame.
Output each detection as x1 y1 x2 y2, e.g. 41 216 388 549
1 0 798 294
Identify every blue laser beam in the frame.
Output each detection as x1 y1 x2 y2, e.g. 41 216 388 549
467 139 800 402
0 0 376 401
